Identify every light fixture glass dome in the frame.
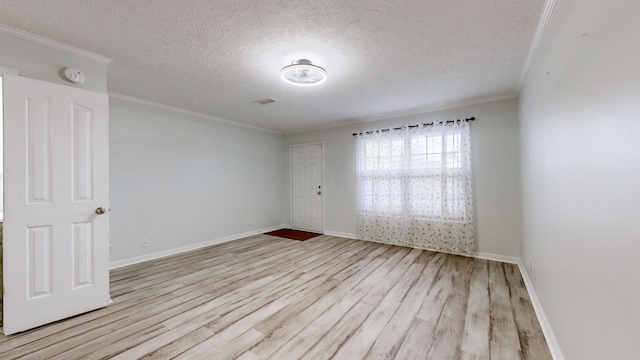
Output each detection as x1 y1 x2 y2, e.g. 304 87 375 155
280 59 327 86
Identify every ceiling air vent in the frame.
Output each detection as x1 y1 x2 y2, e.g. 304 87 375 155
252 98 277 105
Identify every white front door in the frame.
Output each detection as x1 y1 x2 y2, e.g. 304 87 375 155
291 144 323 232
3 75 110 335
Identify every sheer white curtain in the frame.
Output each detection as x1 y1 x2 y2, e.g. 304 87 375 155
355 121 476 255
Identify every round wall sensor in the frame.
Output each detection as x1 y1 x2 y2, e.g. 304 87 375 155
64 68 85 84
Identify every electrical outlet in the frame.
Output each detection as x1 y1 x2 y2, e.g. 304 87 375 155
528 257 532 272
109 245 113 254
247 220 251 227
142 238 149 247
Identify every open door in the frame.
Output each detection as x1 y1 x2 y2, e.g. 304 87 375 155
3 75 110 334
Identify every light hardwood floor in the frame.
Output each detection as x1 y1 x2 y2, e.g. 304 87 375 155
0 234 551 359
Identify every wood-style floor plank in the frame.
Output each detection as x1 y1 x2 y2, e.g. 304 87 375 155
424 255 475 359
364 252 447 359
504 263 553 360
0 235 551 360
460 259 491 360
489 261 523 360
331 258 428 360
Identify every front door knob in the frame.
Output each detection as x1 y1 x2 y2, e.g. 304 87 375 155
95 207 106 215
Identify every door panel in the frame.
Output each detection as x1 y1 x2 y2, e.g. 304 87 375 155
71 103 94 202
72 221 94 288
28 226 53 298
3 75 110 335
27 98 52 203
291 144 323 232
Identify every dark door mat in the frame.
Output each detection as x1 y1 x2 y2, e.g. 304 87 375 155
264 228 322 241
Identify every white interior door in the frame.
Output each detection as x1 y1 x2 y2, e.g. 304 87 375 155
291 144 323 232
3 75 110 335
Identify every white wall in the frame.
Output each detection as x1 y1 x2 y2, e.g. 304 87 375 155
285 98 522 257
109 98 287 262
519 0 640 359
0 32 108 93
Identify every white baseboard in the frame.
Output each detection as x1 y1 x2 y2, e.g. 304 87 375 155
323 230 357 239
262 224 291 232
475 252 520 264
109 224 288 269
517 261 566 360
322 234 520 265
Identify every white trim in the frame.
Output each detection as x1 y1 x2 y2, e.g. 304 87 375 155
328 234 521 264
319 234 524 268
109 224 287 269
108 92 281 134
516 0 558 91
475 251 520 264
353 237 508 262
517 260 566 360
324 231 357 239
289 142 325 233
0 65 19 75
0 24 112 64
284 93 517 135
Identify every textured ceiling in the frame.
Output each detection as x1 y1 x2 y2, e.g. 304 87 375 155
0 0 545 133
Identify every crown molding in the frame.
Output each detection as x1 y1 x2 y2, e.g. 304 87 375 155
0 23 112 64
517 0 558 92
284 92 517 135
0 65 19 75
108 93 282 134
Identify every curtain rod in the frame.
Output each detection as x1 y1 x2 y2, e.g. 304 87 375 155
352 117 476 137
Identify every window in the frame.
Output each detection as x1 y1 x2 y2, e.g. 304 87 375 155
358 131 465 219
355 121 476 255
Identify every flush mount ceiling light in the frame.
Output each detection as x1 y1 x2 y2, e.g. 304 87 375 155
280 59 327 86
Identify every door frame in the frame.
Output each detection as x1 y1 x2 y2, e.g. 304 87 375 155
289 142 325 233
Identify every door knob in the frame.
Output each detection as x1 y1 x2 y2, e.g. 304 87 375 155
317 191 322 195
95 207 106 215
